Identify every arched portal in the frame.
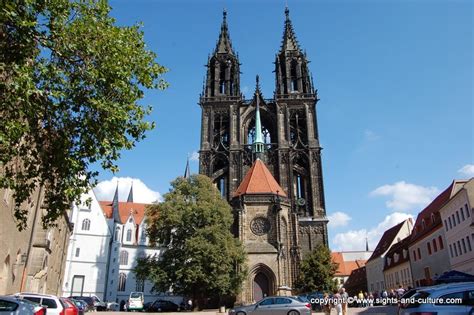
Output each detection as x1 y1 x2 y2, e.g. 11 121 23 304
253 272 269 302
250 264 276 302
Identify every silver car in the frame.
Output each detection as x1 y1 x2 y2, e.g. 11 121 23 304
399 282 474 315
0 296 46 315
228 296 312 315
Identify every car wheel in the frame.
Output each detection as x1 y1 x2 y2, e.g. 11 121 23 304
287 311 300 315
157 307 162 312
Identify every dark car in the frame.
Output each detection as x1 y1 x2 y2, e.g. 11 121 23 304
147 299 181 312
69 296 106 311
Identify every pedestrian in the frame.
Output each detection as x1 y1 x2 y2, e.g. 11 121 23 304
187 299 193 311
396 285 405 298
333 290 343 315
357 290 364 308
322 292 331 315
340 288 348 315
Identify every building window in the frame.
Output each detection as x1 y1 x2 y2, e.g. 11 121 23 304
417 248 421 260
422 219 426 230
75 248 80 257
412 250 417 261
136 279 145 292
457 241 462 255
465 204 470 218
118 273 126 291
448 217 452 229
126 229 132 242
140 230 146 243
427 242 432 255
460 208 465 221
454 243 458 256
444 220 448 231
466 236 472 252
438 236 444 250
115 227 121 242
81 219 91 231
432 239 437 252
452 214 457 227
456 211 460 224
462 238 467 254
449 244 453 258
119 250 128 265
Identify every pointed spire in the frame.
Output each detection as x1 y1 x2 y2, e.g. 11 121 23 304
366 236 370 251
184 157 191 179
280 6 301 53
112 181 121 223
252 75 265 156
215 9 234 55
127 180 134 203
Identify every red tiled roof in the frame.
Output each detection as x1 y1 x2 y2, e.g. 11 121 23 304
367 220 409 262
332 252 367 276
410 180 466 244
234 159 287 197
99 201 149 225
383 235 411 271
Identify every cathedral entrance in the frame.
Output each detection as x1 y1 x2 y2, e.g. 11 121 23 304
253 272 269 302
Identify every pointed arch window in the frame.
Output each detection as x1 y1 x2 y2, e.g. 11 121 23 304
118 273 127 291
119 250 128 265
126 229 132 242
81 219 91 231
136 279 145 292
115 227 121 242
290 59 298 92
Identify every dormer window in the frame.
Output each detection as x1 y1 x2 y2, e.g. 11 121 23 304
129 217 133 223
394 253 399 263
387 257 391 265
431 213 436 223
126 229 132 242
422 219 426 230
403 249 408 259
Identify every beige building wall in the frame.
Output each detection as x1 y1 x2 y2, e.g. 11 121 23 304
439 178 474 274
0 187 72 295
384 261 413 290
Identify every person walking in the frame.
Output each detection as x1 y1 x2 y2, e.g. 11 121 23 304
322 292 331 315
333 290 343 315
340 288 348 315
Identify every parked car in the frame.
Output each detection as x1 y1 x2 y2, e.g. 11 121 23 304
59 298 79 315
398 282 474 315
147 299 182 312
68 298 87 315
69 295 106 311
15 292 65 315
0 295 46 315
107 301 120 311
228 296 312 315
128 292 144 312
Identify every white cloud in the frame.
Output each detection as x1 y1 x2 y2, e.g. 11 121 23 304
364 129 380 141
370 181 439 212
93 177 162 203
189 151 200 162
332 212 413 251
328 211 352 228
458 164 474 177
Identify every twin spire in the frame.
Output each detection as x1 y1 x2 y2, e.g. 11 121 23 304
215 9 235 55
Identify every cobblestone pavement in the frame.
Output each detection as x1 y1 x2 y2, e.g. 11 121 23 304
99 305 398 315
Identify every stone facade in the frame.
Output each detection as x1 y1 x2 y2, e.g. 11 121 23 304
198 9 328 304
0 186 72 296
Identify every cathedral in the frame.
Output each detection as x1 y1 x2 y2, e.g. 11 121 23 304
198 8 329 303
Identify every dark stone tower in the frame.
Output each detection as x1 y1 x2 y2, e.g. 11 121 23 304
199 9 328 298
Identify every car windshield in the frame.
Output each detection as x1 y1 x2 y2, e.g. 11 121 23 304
130 293 143 299
402 291 430 309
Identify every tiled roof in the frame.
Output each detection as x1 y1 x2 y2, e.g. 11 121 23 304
383 235 411 271
367 220 409 262
99 201 149 225
343 266 367 296
234 159 287 197
332 252 367 276
410 180 467 244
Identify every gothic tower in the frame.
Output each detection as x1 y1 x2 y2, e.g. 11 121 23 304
199 9 328 301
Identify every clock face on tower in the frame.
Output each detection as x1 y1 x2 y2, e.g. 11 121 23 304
250 216 271 236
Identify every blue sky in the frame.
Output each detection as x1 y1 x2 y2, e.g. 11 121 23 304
94 0 473 251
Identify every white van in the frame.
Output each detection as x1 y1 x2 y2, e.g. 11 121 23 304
128 292 144 312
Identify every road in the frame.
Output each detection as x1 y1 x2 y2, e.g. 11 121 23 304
99 305 398 315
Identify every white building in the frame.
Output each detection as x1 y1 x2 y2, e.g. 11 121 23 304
439 178 474 275
62 184 162 304
365 218 413 293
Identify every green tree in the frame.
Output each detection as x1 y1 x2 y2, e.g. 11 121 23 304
0 0 167 229
136 175 247 310
294 244 338 293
